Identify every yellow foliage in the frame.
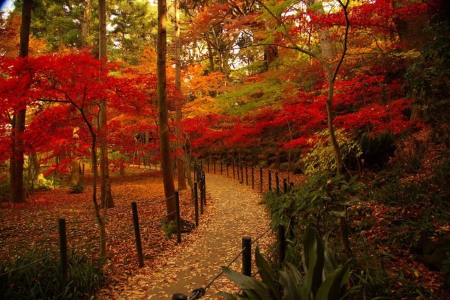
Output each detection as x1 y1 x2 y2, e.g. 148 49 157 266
303 129 362 174
183 96 221 117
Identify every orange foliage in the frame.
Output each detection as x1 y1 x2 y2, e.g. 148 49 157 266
0 13 49 57
182 64 227 98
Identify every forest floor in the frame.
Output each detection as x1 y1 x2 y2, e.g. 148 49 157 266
0 166 278 299
1 161 449 299
108 173 274 299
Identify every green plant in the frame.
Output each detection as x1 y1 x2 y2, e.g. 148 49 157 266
303 129 362 175
404 20 450 144
441 251 450 289
161 219 176 239
219 227 356 300
351 241 393 299
262 171 364 242
0 247 103 300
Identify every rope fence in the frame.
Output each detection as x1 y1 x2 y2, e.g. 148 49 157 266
174 228 277 300
172 158 295 299
2 158 291 299
1 167 208 294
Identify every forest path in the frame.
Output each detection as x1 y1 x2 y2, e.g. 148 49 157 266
115 173 273 299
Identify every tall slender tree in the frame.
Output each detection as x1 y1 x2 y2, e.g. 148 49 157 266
9 0 32 204
174 0 187 190
257 0 350 256
158 0 176 220
98 0 113 209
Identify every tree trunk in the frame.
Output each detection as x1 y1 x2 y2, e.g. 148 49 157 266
31 152 44 183
99 0 113 208
263 45 278 71
158 0 177 220
81 0 91 47
10 114 26 203
174 0 187 190
312 0 334 60
10 0 32 204
79 106 107 257
99 101 113 208
70 157 80 185
206 35 215 72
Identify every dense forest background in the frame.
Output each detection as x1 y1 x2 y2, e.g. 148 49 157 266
1 0 450 298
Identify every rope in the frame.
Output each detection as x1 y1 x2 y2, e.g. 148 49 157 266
189 287 206 300
138 216 164 227
185 247 248 299
136 198 169 207
0 250 59 277
0 225 59 248
251 227 272 245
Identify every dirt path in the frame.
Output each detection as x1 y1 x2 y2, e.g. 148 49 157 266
112 173 273 299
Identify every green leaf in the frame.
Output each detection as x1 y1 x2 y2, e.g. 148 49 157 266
255 246 282 300
279 263 304 300
323 235 338 276
315 259 353 300
330 210 346 217
221 267 272 300
302 226 324 298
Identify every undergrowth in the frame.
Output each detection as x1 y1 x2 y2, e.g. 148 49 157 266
0 247 103 300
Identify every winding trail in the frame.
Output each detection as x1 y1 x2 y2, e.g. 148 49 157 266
114 173 273 299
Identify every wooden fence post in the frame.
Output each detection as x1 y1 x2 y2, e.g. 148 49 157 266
200 176 204 215
240 165 244 184
283 179 288 193
251 167 254 189
242 237 252 276
202 171 206 206
194 182 199 226
260 168 263 193
58 218 68 285
245 166 248 185
131 202 144 267
278 225 286 264
276 172 280 195
268 170 272 191
175 191 182 243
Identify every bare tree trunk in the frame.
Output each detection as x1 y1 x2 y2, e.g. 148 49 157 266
206 35 215 72
31 152 44 183
158 0 177 220
81 0 91 47
99 0 113 208
174 0 187 190
311 0 335 60
10 114 26 203
10 0 32 204
70 157 81 185
258 0 351 258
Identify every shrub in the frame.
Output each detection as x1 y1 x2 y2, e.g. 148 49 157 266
0 248 103 300
161 219 176 239
359 132 396 171
219 227 356 300
303 129 362 174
